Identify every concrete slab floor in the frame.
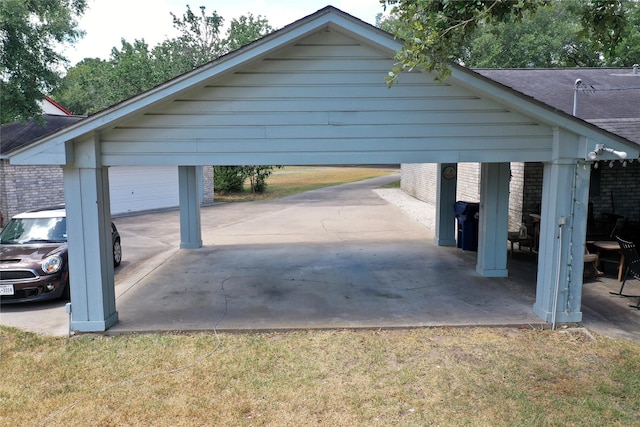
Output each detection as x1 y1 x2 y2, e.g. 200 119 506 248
109 173 640 339
2 172 639 341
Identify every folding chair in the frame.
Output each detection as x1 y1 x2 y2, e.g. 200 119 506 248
610 237 640 306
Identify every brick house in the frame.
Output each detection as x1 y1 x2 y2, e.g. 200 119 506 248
1 99 214 226
401 67 640 243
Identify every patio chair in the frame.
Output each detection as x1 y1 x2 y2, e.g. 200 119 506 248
609 236 640 299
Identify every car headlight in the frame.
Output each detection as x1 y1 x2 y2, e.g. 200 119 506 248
42 255 63 274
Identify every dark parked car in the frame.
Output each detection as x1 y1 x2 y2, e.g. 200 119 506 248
0 205 121 303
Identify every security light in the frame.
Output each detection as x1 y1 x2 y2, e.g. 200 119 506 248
588 143 627 160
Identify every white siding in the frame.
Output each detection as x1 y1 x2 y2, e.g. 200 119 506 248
98 29 553 167
109 166 179 215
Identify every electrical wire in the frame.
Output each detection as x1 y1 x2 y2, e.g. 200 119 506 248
591 86 640 92
33 277 230 427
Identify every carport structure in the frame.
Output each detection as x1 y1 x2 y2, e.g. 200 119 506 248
9 7 639 332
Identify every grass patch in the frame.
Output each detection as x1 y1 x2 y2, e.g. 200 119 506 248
381 179 401 188
214 166 396 202
3 325 640 426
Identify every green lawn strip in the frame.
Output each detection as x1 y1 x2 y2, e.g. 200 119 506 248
2 326 640 426
214 166 396 202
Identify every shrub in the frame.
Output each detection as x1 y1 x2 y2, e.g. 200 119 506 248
213 166 246 194
213 165 282 194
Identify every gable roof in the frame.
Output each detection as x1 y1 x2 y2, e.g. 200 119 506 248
7 6 639 164
40 96 73 115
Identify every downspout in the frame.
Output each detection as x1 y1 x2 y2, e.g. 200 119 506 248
552 217 565 330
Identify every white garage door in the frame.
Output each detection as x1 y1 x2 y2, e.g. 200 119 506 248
109 166 179 215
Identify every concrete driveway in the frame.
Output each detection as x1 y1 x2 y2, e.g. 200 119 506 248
2 172 639 341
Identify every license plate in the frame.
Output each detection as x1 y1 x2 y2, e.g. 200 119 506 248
0 284 14 296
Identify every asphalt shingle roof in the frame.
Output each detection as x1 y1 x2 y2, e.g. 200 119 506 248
475 68 640 144
0 114 84 155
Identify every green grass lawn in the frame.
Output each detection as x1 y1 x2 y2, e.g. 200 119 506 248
4 166 640 425
214 166 397 202
2 326 639 426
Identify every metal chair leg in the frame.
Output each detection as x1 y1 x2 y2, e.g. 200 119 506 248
630 297 640 310
610 269 640 298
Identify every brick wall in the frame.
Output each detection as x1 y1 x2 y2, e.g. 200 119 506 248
401 160 640 236
0 161 64 226
401 163 482 207
522 163 544 233
509 162 525 232
401 162 532 232
400 163 437 204
456 163 481 203
589 160 640 231
202 166 215 204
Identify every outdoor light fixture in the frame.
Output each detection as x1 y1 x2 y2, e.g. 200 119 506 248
587 143 627 160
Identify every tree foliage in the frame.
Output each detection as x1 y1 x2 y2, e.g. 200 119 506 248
0 0 87 123
51 5 278 195
52 6 273 116
168 5 225 69
380 0 639 81
221 14 273 53
214 166 281 194
50 57 111 115
214 166 247 194
461 0 604 68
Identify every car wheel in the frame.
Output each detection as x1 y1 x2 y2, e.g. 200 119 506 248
113 238 122 267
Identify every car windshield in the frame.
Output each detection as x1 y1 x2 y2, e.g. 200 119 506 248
0 217 67 244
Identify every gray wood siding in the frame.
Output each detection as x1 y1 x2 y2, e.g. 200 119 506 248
100 29 553 166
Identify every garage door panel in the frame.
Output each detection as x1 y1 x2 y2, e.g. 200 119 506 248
109 166 179 215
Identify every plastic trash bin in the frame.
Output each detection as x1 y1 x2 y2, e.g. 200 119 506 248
454 201 480 251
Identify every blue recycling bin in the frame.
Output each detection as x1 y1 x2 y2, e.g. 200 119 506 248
454 201 480 251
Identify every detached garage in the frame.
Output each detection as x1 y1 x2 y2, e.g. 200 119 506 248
109 166 179 215
7 6 639 332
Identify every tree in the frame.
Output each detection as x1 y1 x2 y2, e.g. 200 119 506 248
600 0 640 66
213 165 282 194
380 0 638 82
0 0 87 123
109 39 164 102
52 5 274 115
461 0 603 68
167 5 226 69
51 5 279 195
221 14 273 53
50 58 111 116
243 165 282 193
214 166 247 194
